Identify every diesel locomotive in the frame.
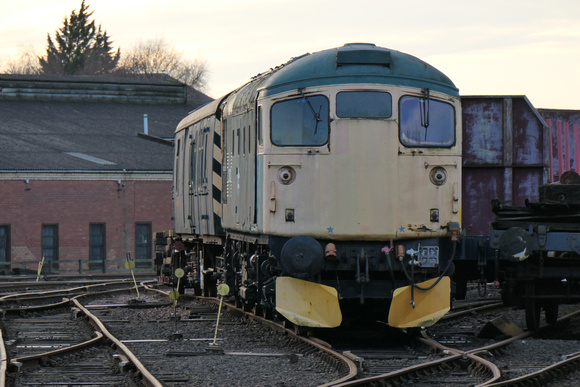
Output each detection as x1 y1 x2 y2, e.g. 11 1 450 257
157 43 462 329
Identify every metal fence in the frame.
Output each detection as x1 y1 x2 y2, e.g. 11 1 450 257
0 258 155 275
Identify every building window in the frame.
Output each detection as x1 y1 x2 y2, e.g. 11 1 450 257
0 226 10 273
42 224 59 271
135 223 151 268
89 224 106 271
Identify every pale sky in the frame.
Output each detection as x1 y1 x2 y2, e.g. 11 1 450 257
1 0 579 109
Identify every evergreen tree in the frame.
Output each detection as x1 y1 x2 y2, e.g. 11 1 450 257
38 1 120 75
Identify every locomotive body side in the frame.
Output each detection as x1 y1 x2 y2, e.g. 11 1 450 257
159 43 463 329
173 98 225 239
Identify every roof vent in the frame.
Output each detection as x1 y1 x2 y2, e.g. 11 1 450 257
337 43 391 67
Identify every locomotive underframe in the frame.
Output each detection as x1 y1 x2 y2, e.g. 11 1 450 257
157 231 457 326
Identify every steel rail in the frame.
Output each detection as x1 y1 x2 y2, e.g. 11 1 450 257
482 352 580 386
441 302 505 320
2 284 158 386
330 332 502 387
141 282 359 385
328 302 515 387
0 328 7 387
71 297 163 387
0 280 132 302
473 307 580 387
9 331 105 369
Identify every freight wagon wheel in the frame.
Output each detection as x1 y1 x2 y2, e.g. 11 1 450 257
454 279 468 300
543 300 559 325
524 280 540 331
525 298 541 331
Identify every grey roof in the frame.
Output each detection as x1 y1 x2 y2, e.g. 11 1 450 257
0 76 213 172
0 73 186 85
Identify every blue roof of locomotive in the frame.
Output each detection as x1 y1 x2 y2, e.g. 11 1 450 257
261 43 459 97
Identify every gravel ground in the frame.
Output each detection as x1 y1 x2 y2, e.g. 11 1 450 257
90 292 342 386
429 283 580 386
9 283 580 386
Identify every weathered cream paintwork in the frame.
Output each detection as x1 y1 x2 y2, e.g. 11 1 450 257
246 85 461 241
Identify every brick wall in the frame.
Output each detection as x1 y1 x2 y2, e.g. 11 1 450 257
0 179 173 274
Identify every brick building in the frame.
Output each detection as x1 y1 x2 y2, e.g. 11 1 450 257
0 74 212 274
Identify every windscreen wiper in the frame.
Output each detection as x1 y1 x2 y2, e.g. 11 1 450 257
420 88 430 140
299 88 321 134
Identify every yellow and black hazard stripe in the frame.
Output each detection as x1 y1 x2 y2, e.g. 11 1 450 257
212 124 224 234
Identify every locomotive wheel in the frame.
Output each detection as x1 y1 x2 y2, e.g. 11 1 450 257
252 304 262 317
202 273 217 297
193 284 202 297
293 324 304 336
243 301 254 312
262 305 272 320
525 298 541 331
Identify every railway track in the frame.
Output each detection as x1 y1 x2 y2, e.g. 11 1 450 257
4 280 580 386
142 285 580 386
0 279 138 308
326 303 580 386
2 280 356 385
0 281 160 386
139 282 357 385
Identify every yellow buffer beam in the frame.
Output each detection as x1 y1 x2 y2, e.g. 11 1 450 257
275 277 342 328
388 276 451 328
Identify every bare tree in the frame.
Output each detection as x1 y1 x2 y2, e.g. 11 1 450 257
4 46 42 74
116 38 208 90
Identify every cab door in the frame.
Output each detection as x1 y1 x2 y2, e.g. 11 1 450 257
187 130 197 234
190 125 210 235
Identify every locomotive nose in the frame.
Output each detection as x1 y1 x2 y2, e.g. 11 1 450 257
279 235 324 279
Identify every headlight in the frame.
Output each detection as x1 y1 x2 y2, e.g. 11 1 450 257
429 167 447 186
278 166 296 184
